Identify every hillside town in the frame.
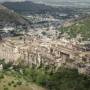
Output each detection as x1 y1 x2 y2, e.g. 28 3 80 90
0 29 90 75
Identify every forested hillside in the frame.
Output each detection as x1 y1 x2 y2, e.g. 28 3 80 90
60 18 90 41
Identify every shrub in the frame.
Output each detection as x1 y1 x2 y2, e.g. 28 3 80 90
11 81 14 84
4 87 9 90
8 83 12 86
0 73 4 79
16 81 22 86
13 84 17 87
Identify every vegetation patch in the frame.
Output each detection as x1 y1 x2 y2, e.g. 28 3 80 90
0 60 90 90
59 18 90 41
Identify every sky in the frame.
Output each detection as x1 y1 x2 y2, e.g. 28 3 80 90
0 0 90 2
0 0 25 2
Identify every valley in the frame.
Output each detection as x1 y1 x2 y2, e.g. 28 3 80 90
0 1 90 90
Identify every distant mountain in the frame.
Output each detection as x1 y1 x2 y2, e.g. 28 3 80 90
42 1 90 7
2 1 77 18
2 1 56 14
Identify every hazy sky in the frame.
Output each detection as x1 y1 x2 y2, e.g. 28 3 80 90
0 0 90 2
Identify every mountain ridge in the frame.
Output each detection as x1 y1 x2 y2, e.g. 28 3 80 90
0 4 30 28
2 1 77 17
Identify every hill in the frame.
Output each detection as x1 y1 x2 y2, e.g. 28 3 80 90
0 4 30 28
0 61 90 90
59 17 90 41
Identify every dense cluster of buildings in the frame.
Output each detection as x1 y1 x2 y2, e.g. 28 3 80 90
0 35 90 75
